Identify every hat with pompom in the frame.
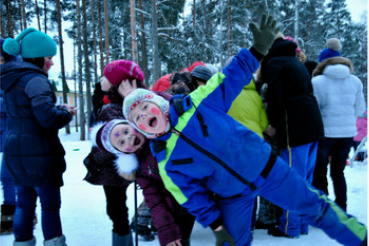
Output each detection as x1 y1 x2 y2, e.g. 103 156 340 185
3 27 57 58
318 38 341 62
90 119 139 176
1 37 19 62
103 60 144 86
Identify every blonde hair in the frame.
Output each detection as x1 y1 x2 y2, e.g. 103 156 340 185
296 51 307 64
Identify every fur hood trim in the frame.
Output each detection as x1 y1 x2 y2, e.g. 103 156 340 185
313 57 353 77
114 153 139 176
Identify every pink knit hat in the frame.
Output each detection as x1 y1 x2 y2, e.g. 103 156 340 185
103 60 144 86
285 36 301 53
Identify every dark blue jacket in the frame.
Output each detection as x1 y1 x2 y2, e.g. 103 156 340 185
0 61 72 187
0 89 7 152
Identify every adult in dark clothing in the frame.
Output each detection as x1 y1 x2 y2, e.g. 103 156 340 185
259 37 325 238
1 28 76 246
0 37 20 235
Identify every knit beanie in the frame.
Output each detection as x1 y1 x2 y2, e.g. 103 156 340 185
205 63 219 75
103 60 144 86
191 65 213 82
318 38 341 62
3 27 57 58
90 119 139 174
123 89 170 139
1 38 18 62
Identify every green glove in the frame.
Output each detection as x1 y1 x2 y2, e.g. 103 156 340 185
213 226 235 246
249 14 280 56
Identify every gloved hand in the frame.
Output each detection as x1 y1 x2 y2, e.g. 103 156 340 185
212 226 235 246
249 14 280 56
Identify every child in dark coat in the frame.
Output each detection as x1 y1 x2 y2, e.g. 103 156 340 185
91 119 195 246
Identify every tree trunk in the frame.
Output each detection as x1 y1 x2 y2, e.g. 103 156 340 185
226 0 231 57
56 0 70 134
294 0 299 40
192 0 196 28
104 0 110 64
91 0 98 84
44 0 47 33
82 0 92 132
5 0 14 38
20 0 27 29
73 38 79 132
76 0 86 140
35 0 41 30
98 0 104 74
139 0 149 85
130 0 138 63
0 5 4 37
18 0 23 31
151 0 160 83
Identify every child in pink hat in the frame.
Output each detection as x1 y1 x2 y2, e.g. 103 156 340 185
100 60 145 91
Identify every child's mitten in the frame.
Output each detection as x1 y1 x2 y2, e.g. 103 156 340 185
249 14 280 56
213 226 235 246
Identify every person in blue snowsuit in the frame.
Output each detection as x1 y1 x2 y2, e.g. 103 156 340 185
121 15 367 246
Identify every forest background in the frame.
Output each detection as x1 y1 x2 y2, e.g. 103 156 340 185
1 0 367 140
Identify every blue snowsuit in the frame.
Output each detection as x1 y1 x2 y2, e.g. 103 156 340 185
150 49 367 246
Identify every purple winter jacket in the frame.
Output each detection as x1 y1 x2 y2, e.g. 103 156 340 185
135 142 185 246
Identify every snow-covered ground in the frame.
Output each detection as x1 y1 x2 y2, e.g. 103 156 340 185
0 129 367 246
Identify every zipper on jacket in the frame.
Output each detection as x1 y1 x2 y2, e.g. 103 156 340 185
285 110 292 167
170 128 256 190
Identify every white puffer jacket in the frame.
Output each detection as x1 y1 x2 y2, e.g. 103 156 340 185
312 57 366 138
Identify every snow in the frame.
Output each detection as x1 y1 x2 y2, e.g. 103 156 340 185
0 129 367 246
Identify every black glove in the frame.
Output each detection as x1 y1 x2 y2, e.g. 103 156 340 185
213 226 235 246
249 14 280 56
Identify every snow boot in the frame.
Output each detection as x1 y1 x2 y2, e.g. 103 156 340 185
130 221 155 241
13 237 36 246
1 204 16 235
112 232 133 246
43 234 67 246
255 197 279 229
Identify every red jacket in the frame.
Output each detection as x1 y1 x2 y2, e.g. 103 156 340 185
151 74 172 92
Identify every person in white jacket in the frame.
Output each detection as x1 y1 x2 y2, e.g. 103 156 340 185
312 38 366 212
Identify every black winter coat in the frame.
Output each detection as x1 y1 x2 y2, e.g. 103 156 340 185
0 61 72 187
262 39 324 149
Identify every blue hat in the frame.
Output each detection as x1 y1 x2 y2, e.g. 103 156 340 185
3 27 57 58
318 38 341 62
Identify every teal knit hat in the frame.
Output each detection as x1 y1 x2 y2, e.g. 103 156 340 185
3 27 57 58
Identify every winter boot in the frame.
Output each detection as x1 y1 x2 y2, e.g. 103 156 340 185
13 237 36 246
43 234 67 246
1 204 16 235
112 232 133 246
130 221 155 241
255 197 278 229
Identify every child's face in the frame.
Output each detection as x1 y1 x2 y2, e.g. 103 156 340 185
100 76 112 92
42 57 54 73
110 124 145 153
131 101 168 134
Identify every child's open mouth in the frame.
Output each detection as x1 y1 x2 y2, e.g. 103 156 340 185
149 117 157 128
134 137 141 146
